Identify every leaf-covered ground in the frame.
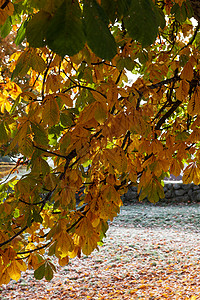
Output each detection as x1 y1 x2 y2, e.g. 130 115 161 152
1 203 200 299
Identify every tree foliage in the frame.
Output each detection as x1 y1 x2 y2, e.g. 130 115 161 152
0 0 200 284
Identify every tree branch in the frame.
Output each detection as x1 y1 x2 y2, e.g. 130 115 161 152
1 0 9 9
62 70 107 99
0 225 28 248
115 70 123 85
41 53 54 100
155 100 182 131
121 131 130 150
18 198 45 206
33 144 67 159
59 149 77 180
17 241 51 255
149 75 180 90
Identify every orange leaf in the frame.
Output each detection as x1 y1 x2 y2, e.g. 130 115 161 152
176 80 190 101
181 61 193 81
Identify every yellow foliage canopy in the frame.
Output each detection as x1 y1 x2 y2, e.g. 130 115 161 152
0 0 200 285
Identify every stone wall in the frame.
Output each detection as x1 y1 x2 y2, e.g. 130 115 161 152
122 182 200 205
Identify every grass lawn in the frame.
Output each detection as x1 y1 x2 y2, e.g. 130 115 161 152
1 203 200 299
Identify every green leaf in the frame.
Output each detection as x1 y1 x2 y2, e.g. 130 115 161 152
172 1 193 23
175 131 190 141
10 95 21 115
33 209 43 223
48 241 57 256
60 111 73 127
154 6 166 30
94 102 107 124
46 0 85 57
31 123 49 147
30 52 46 73
83 0 117 60
15 20 28 46
171 3 187 23
116 56 135 71
0 17 12 38
44 262 54 281
124 0 159 47
11 51 30 80
101 0 118 23
185 0 194 19
117 0 132 17
60 133 71 154
101 0 131 22
31 157 50 177
0 122 9 145
26 11 51 48
34 263 45 280
31 0 48 10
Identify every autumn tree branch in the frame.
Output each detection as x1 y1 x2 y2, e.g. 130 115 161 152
33 144 67 159
0 225 28 248
155 100 182 131
17 241 52 255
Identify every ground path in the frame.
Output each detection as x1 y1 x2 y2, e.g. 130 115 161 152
1 204 200 299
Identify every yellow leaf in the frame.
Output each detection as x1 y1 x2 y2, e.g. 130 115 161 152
30 52 46 73
56 231 74 258
131 112 150 137
0 93 11 113
151 140 163 154
78 102 97 124
68 169 79 182
90 90 106 102
118 88 129 97
6 81 22 99
3 202 12 214
28 253 40 270
68 245 81 258
82 233 99 255
101 184 122 206
182 163 200 185
187 87 200 116
180 61 193 81
50 54 62 67
176 80 190 101
129 170 137 183
104 147 127 173
12 50 31 78
76 217 95 238
170 159 182 177
42 95 60 126
58 93 73 107
0 268 10 285
1 247 15 268
44 173 58 190
15 260 27 272
8 260 22 282
94 101 107 124
139 175 164 203
46 74 63 93
58 256 69 266
19 91 37 102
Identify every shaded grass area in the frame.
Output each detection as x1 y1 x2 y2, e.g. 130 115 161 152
113 203 200 232
1 204 200 299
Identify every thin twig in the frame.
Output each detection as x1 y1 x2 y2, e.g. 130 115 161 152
33 144 67 159
17 241 52 255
